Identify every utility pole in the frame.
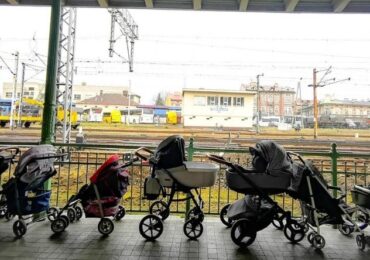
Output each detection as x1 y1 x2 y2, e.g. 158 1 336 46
256 73 264 134
127 79 131 125
313 68 318 138
17 62 26 127
9 51 19 130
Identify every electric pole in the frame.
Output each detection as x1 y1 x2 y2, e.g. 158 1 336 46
9 51 19 130
17 62 26 127
256 73 264 134
313 68 318 138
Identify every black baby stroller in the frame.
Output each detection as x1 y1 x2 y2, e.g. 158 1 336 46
135 135 219 240
210 140 363 249
345 185 370 250
49 154 137 236
0 147 20 219
2 145 64 238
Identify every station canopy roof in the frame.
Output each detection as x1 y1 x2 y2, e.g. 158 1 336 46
1 0 370 13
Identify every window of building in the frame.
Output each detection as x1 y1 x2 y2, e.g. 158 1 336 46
5 92 12 98
220 96 232 106
193 96 206 106
74 94 82 100
23 92 30 96
29 92 34 97
28 87 35 91
233 97 244 107
17 93 20 98
207 96 218 106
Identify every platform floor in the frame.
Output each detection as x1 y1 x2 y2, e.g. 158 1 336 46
0 215 369 260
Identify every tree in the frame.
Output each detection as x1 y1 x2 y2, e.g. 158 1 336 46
155 93 165 106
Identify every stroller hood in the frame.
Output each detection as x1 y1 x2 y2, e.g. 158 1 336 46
154 135 186 169
15 145 56 184
250 141 293 177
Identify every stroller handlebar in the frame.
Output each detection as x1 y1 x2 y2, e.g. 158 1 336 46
0 147 20 156
207 154 233 167
287 151 306 165
121 157 140 167
134 147 153 161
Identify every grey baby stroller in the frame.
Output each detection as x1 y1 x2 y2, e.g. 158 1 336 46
2 145 64 238
135 135 219 240
0 147 19 219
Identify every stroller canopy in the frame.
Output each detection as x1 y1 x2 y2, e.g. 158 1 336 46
15 145 56 184
154 135 186 169
90 154 120 184
250 141 293 177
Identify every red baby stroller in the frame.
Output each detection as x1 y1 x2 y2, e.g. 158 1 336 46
49 154 137 235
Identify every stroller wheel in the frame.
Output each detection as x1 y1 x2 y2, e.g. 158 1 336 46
13 220 27 238
0 206 7 218
139 214 163 241
47 207 59 222
75 206 83 221
230 219 257 248
5 211 14 221
183 218 203 240
307 232 315 245
272 213 285 230
283 220 305 244
67 208 77 223
51 218 67 234
187 207 204 223
338 224 353 236
115 207 126 221
356 234 366 250
312 234 326 250
149 201 170 221
220 204 233 228
98 218 115 236
60 215 70 227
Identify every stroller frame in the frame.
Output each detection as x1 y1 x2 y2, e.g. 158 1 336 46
49 156 138 236
9 152 66 238
135 147 207 241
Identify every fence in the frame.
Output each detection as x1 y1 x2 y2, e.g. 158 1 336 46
1 139 369 217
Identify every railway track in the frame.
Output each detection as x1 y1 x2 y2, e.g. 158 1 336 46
1 128 370 153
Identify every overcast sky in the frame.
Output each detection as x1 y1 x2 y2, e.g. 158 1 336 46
1 6 370 104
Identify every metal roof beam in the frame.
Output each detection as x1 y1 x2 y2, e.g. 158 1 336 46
332 0 351 12
144 0 153 8
284 0 299 12
97 0 109 8
193 0 202 10
5 0 19 4
239 0 249 11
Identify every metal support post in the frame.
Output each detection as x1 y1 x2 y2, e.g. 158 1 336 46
41 0 62 144
331 143 339 198
17 63 26 127
9 51 19 130
313 68 318 139
256 73 264 134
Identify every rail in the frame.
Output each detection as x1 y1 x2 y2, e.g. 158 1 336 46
0 139 369 217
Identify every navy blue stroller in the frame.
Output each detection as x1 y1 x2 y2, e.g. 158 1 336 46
3 145 64 238
0 147 19 219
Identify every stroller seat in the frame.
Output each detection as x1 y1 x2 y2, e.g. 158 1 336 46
226 168 291 194
156 161 219 188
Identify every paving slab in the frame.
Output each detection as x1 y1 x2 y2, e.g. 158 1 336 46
0 215 369 260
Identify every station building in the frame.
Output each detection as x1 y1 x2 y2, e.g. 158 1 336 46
182 88 256 129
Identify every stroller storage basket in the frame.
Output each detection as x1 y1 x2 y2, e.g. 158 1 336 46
7 189 51 215
83 197 121 218
352 186 370 209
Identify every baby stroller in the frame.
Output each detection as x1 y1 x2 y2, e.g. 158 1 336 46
0 147 20 219
135 135 219 240
344 185 370 250
49 154 137 236
209 140 362 249
2 145 64 238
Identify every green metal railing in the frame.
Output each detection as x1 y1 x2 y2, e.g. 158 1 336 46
0 140 369 216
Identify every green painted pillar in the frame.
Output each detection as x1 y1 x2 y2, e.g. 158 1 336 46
331 143 339 198
41 0 61 145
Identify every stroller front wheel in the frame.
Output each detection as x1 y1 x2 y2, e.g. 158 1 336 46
5 211 15 221
312 234 326 250
51 218 67 234
67 208 77 223
356 234 366 250
75 206 83 221
183 218 203 240
139 214 163 241
187 207 204 223
0 206 7 218
230 219 257 247
47 207 59 222
149 201 170 221
283 220 305 244
115 206 126 221
338 224 353 236
13 220 27 238
220 204 233 228
272 213 285 230
98 218 114 236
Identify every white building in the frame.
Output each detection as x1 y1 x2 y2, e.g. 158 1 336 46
182 88 256 128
